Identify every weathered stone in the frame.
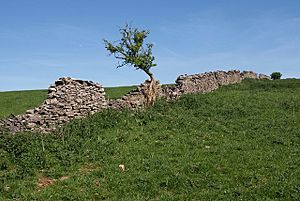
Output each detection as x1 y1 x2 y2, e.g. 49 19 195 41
27 123 36 129
215 70 242 86
48 86 56 92
45 98 59 105
241 71 258 79
5 77 108 133
65 111 75 117
29 115 43 123
259 74 271 80
160 70 263 100
175 71 219 94
26 109 34 114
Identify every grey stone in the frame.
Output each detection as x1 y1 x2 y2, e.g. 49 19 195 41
26 109 34 114
259 74 271 80
27 123 36 129
5 77 108 133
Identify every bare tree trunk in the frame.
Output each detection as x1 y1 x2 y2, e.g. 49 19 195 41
145 74 157 107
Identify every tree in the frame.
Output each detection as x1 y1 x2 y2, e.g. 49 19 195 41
104 24 158 106
271 72 282 80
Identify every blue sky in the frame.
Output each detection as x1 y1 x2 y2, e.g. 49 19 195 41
1 0 300 91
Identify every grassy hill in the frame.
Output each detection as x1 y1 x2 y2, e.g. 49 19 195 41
0 79 300 200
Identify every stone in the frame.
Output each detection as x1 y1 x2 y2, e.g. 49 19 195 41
29 115 43 124
160 70 262 100
241 71 258 79
5 77 108 133
259 74 271 80
65 111 74 117
48 86 56 92
27 123 36 129
26 109 34 114
45 98 59 105
215 70 242 86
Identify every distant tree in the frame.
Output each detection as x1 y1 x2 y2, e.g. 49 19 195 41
271 72 282 80
104 24 158 106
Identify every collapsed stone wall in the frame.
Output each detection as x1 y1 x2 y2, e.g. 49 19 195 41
4 77 107 133
109 80 161 109
1 70 271 134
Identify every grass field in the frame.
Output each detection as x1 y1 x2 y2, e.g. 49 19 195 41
0 79 300 200
0 86 136 119
104 85 137 100
0 90 47 119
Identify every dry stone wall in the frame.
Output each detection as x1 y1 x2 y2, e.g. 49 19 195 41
4 77 107 133
241 71 258 79
215 70 242 86
176 72 219 94
160 70 270 100
1 69 271 134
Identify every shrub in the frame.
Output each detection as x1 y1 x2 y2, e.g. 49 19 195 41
271 72 282 80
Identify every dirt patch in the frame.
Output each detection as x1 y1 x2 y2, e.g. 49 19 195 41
37 176 55 188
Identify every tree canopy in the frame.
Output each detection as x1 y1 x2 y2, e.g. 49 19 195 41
104 24 156 79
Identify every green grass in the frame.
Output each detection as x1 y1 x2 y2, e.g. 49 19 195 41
0 86 136 119
0 90 47 119
1 79 300 200
105 85 137 100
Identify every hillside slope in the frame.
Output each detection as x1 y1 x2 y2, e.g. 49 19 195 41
0 79 300 200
